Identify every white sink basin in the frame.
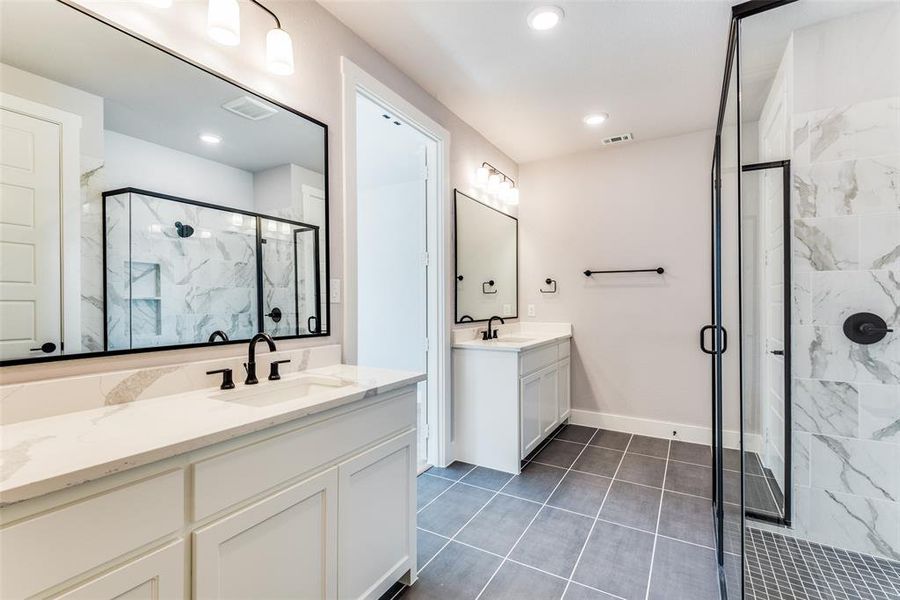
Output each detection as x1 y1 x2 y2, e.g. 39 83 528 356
489 336 534 343
212 374 351 407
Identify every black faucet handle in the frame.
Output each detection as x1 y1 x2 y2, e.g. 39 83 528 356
206 368 235 390
269 359 291 381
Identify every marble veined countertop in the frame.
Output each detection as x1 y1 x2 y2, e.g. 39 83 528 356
0 364 425 506
452 322 572 352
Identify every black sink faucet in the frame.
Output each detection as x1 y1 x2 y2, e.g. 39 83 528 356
483 316 505 340
244 332 276 385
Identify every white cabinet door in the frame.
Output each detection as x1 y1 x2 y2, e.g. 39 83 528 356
52 541 184 600
539 366 559 436
339 430 416 600
520 371 542 458
193 468 338 600
558 359 571 421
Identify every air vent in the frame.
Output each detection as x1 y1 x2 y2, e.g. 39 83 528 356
602 132 634 145
221 96 278 121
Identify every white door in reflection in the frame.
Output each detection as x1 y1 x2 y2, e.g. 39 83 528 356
356 93 431 469
0 101 63 360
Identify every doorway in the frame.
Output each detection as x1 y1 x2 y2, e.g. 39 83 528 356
342 59 451 472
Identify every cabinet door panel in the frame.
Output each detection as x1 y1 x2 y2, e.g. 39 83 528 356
520 372 542 458
558 359 571 421
52 540 184 600
539 367 559 436
339 431 416 600
193 468 338 600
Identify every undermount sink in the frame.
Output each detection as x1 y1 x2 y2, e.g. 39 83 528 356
211 374 351 407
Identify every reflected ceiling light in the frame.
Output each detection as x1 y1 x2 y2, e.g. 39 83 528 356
199 133 222 144
583 112 609 126
207 0 240 46
527 6 564 31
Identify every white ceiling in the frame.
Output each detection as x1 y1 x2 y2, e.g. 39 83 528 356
320 0 734 164
0 1 325 174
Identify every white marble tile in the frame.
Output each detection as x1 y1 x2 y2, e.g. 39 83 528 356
794 325 900 385
810 434 898 501
793 216 859 272
793 431 811 487
861 214 900 271
808 97 900 164
808 487 900 561
793 155 900 218
859 384 900 443
811 270 900 327
792 484 811 537
793 115 811 169
793 272 813 325
794 379 858 437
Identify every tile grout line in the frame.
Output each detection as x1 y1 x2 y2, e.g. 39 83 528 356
559 432 636 599
642 438 671 600
416 464 478 515
472 428 622 600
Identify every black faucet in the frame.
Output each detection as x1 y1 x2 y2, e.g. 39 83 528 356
208 329 229 343
244 332 276 385
483 316 505 340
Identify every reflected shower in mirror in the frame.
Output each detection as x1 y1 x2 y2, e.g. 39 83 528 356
454 190 517 323
0 0 329 363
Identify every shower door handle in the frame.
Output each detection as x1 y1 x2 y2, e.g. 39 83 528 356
700 325 715 355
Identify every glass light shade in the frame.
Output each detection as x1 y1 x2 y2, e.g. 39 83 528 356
207 0 240 46
505 187 520 205
487 173 501 193
475 166 490 186
266 28 294 76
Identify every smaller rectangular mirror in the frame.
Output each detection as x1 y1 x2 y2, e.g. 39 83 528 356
454 190 517 323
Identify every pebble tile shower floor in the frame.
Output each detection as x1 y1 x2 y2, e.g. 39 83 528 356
402 425 720 600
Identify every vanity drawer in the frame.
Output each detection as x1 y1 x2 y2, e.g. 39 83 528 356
520 344 559 376
0 470 184 599
558 340 571 359
192 388 416 521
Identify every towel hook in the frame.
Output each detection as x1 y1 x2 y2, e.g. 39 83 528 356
540 278 557 294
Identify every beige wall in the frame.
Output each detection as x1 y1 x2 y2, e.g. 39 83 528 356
518 130 714 429
2 0 516 383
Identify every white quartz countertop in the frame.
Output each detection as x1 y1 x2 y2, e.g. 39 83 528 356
452 323 572 353
0 364 425 506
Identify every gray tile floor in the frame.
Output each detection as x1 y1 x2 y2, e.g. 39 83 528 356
403 425 720 600
745 527 900 600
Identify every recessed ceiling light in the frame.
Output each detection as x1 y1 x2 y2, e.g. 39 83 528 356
527 6 564 31
200 133 222 145
583 113 609 126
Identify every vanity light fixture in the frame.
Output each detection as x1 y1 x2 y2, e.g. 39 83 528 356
253 0 295 76
477 162 519 205
207 0 241 46
199 133 222 144
527 6 564 31
583 112 609 126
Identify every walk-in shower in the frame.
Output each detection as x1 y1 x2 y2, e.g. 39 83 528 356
710 1 900 598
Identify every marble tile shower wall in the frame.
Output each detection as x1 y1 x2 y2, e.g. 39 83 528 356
105 192 258 350
791 95 900 561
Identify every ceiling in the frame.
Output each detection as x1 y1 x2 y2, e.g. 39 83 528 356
320 0 734 164
0 0 325 174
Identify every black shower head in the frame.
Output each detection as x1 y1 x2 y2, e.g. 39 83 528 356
175 221 195 238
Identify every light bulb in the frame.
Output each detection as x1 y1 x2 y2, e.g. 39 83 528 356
475 166 490 187
487 173 501 193
505 188 520 206
266 28 294 76
527 6 564 31
583 113 609 126
208 0 240 46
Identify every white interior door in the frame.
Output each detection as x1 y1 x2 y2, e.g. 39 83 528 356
0 106 61 360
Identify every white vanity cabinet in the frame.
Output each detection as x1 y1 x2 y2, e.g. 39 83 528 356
0 386 418 600
453 334 572 474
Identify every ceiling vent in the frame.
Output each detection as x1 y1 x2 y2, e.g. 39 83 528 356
602 132 634 146
222 96 278 121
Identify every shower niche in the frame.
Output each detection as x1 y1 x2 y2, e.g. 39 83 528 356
103 189 321 351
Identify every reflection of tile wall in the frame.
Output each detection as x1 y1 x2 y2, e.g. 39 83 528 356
791 96 900 560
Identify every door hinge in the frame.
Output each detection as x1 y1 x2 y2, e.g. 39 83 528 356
424 337 429 353
423 251 429 266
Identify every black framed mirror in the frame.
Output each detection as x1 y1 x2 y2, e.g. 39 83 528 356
0 0 330 365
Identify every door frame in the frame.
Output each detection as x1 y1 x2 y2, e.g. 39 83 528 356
340 58 452 468
0 92 82 355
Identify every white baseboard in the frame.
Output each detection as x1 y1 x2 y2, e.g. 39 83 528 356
569 409 745 450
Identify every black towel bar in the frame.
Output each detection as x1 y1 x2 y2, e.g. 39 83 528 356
583 267 664 276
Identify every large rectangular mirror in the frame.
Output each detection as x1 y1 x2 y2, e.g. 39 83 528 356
0 0 329 364
454 190 517 323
